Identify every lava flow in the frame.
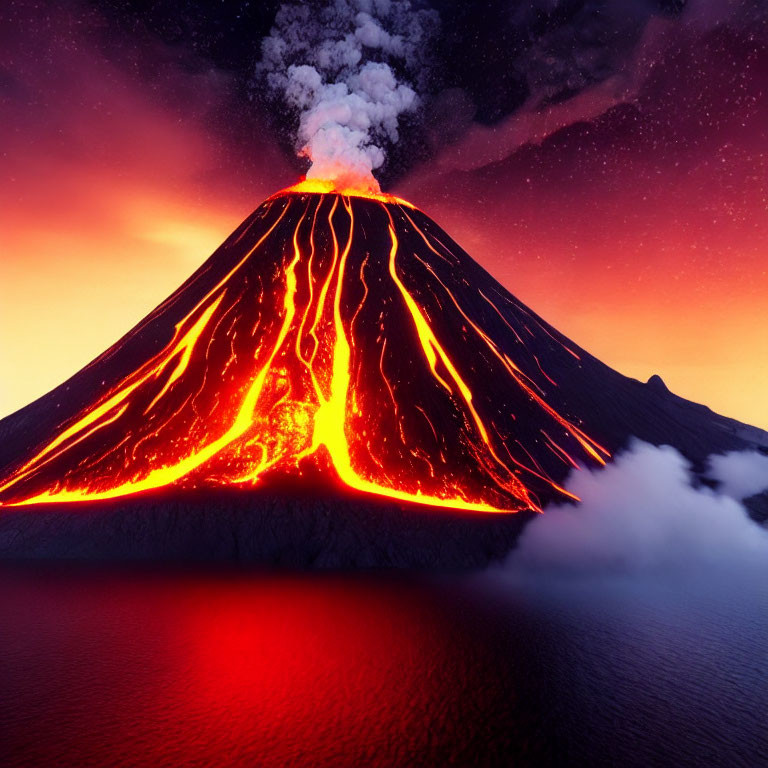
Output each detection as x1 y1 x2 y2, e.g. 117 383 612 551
0 187 609 512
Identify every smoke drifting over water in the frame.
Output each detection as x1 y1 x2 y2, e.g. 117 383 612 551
257 0 438 191
506 441 768 576
708 449 768 502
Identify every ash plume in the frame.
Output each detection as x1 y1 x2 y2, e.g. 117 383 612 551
256 0 438 192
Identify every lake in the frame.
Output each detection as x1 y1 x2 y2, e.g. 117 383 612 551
1 565 766 767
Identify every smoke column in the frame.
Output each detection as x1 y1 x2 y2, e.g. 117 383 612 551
257 0 438 192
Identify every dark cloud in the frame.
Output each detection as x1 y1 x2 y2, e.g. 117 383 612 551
7 0 763 187
77 0 694 184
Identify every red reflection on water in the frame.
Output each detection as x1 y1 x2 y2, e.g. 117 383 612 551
176 578 459 759
0 571 510 767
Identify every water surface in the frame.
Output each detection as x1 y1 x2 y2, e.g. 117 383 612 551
0 566 765 767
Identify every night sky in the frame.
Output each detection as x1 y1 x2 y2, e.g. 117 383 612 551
1 0 766 426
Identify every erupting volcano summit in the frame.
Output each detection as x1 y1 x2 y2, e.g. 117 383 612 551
0 184 617 512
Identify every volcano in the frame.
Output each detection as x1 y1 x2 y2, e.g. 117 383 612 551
0 185 765 565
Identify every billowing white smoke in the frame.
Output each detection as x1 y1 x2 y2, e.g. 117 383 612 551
257 0 438 192
707 449 768 501
507 440 768 576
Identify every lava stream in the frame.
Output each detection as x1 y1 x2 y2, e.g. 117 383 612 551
0 190 609 512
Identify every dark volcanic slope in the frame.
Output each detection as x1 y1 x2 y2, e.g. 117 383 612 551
0 190 765 564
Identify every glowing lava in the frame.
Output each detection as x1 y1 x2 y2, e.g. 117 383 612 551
0 190 609 511
277 178 414 207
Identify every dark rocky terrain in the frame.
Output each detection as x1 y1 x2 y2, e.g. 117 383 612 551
0 190 765 567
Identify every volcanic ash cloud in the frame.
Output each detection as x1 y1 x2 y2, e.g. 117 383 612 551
257 0 438 192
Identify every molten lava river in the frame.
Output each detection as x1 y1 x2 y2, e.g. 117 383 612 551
0 186 609 511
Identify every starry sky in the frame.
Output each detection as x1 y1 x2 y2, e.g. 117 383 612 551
1 0 766 427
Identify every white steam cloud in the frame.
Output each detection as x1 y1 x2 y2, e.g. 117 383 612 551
707 449 768 501
508 440 768 576
257 0 438 191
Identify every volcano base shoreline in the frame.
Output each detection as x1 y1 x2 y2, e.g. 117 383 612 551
0 485 535 569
